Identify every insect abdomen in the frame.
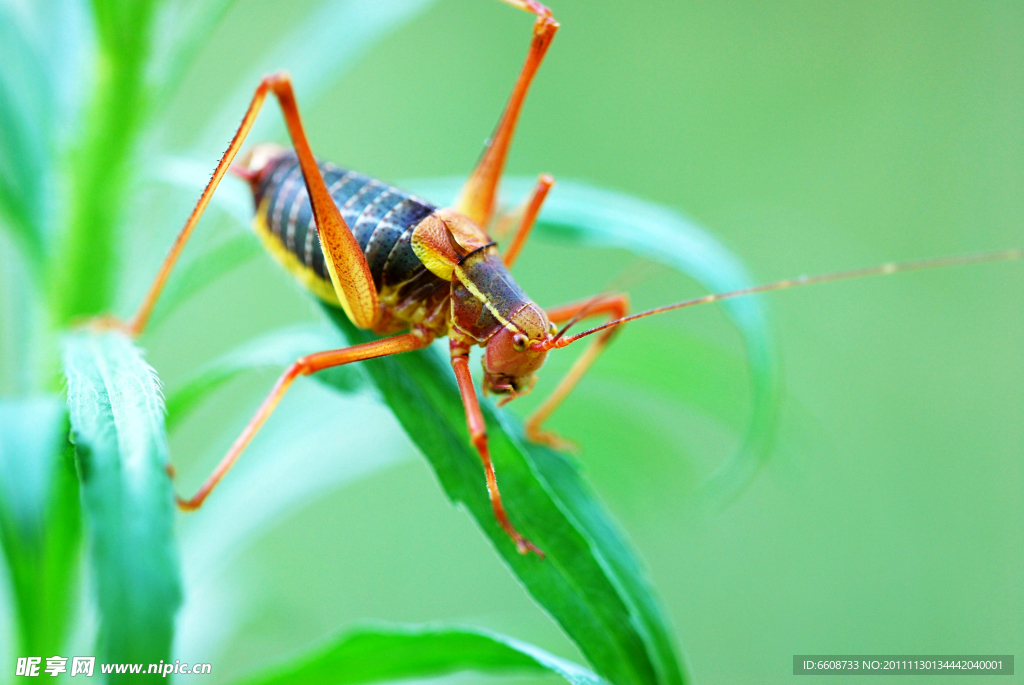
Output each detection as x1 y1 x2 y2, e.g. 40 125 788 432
252 152 437 294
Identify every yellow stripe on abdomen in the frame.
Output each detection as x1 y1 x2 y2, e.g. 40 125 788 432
253 201 340 306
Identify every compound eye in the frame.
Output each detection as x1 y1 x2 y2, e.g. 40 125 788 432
512 333 529 351
549 322 558 336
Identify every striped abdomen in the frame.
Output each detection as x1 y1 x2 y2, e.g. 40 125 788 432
252 152 440 297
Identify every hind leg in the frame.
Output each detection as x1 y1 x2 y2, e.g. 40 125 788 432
175 331 429 510
119 73 378 336
453 2 559 227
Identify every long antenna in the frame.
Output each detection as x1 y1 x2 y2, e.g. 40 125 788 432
547 248 1024 349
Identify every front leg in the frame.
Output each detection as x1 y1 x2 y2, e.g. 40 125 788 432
526 294 629 450
450 339 543 557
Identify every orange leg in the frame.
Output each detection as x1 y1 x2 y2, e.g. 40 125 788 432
453 2 559 227
123 72 378 337
527 294 629 450
502 174 553 268
451 339 543 557
176 332 428 510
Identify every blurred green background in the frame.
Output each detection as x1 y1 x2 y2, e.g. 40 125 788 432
3 0 1022 682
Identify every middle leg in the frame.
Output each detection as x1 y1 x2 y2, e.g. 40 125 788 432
499 173 554 268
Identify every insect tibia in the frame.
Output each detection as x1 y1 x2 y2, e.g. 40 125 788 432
552 247 1024 348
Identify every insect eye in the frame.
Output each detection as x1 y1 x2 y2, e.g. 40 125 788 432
512 333 528 351
549 322 558 336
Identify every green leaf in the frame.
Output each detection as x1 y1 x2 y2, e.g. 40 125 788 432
410 177 781 505
62 332 182 679
0 396 81 656
0 2 54 274
201 0 437 149
0 0 93 286
233 623 606 685
165 323 361 431
322 308 687 685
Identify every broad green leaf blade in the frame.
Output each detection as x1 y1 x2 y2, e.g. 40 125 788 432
513 426 682 685
0 396 81 656
323 308 687 685
411 177 780 504
165 323 360 431
62 332 182 679
233 623 606 685
201 0 436 149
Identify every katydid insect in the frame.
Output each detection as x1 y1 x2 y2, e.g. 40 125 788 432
100 0 1022 557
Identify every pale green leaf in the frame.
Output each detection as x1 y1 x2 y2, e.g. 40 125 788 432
0 396 81 656
233 623 607 685
62 332 181 679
